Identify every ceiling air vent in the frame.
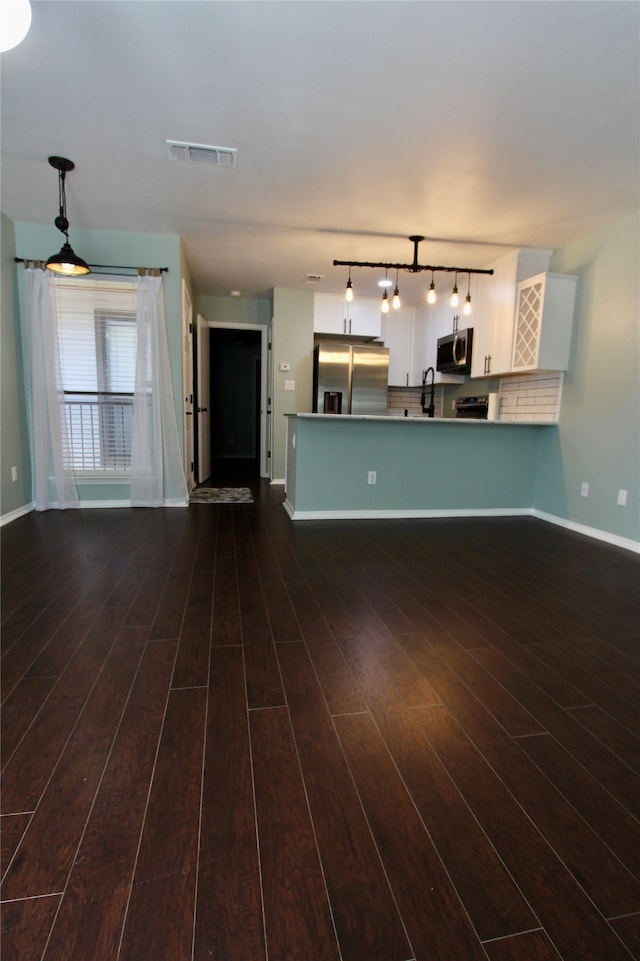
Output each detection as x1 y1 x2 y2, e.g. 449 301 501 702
305 274 324 285
165 140 238 168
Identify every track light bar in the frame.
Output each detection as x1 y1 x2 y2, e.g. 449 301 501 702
333 235 494 278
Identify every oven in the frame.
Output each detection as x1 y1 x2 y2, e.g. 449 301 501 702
455 395 489 419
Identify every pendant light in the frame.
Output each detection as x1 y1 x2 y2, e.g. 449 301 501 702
345 268 353 302
45 157 90 276
392 269 401 309
463 272 472 315
381 289 389 313
450 272 459 307
427 270 437 304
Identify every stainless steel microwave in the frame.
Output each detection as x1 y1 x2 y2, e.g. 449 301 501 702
436 328 473 375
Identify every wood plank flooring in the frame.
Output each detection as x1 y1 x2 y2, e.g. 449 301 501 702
1 484 639 961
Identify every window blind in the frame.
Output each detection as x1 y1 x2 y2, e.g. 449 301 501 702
53 277 138 473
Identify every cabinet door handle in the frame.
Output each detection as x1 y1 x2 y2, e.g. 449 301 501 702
484 355 492 375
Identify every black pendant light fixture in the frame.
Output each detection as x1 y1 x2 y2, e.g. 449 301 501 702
333 235 494 307
45 156 90 276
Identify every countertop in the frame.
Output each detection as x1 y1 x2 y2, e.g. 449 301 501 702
286 413 554 426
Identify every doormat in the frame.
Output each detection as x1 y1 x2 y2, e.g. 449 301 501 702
189 487 254 504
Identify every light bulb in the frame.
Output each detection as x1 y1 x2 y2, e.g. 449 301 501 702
463 293 472 315
345 278 353 302
381 290 389 314
427 282 436 304
0 0 32 52
392 286 401 309
450 284 459 307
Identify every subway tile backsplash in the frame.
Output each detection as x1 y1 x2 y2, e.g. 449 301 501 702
497 372 563 422
387 386 444 418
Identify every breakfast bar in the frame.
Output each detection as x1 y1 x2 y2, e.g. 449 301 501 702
284 413 553 520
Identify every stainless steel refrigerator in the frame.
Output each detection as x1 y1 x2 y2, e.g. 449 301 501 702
313 342 389 415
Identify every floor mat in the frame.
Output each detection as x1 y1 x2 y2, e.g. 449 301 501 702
189 487 254 504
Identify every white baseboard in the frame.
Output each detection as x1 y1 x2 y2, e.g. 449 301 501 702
531 509 640 554
270 478 285 486
283 505 529 521
0 502 35 527
283 501 640 554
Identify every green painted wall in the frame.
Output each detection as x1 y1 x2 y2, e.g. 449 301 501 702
12 222 184 503
272 288 314 481
1 214 31 514
289 416 543 513
195 293 271 328
536 212 639 540
3 210 638 543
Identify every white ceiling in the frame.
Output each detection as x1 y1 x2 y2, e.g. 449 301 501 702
2 0 638 305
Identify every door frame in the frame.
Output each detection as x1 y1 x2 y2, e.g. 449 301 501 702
197 320 271 480
181 280 195 491
196 314 211 484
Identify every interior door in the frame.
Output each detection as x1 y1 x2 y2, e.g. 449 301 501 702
196 314 211 483
181 281 195 490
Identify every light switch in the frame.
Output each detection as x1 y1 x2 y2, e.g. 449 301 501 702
279 363 291 371
284 379 295 391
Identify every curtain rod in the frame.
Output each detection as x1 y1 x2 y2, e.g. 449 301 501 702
15 258 168 274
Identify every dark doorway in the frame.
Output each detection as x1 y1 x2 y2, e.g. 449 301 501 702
208 327 261 486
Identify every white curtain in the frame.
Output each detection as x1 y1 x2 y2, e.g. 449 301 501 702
130 274 188 507
22 268 79 511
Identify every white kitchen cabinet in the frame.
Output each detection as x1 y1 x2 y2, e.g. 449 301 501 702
415 301 466 385
470 249 552 378
314 293 382 338
512 272 577 372
382 307 415 385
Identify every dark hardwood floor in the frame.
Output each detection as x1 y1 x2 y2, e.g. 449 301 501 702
2 482 639 961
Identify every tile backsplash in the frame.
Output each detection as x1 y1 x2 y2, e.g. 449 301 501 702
497 372 563 422
387 386 444 418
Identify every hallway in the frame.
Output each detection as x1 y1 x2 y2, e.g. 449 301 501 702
2 486 639 960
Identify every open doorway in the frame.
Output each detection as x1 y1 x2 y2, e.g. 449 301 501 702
195 322 270 487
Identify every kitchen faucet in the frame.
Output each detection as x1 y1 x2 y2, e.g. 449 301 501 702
421 367 435 417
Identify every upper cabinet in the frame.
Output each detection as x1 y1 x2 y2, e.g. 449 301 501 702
314 293 382 338
412 303 466 385
470 249 553 378
512 272 577 372
382 307 415 385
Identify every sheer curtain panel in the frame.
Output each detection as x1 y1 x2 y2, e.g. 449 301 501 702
130 274 188 507
22 268 79 510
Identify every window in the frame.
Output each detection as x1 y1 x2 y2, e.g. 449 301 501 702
54 277 138 474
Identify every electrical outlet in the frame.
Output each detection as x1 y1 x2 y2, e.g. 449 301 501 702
11 466 17 482
618 489 628 506
580 482 589 497
368 470 377 485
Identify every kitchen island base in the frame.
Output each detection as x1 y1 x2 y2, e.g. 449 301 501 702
284 414 551 521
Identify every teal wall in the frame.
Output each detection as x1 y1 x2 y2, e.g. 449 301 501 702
195 293 271 328
1 214 31 515
3 210 638 544
288 416 543 514
272 288 314 481
537 212 639 540
11 222 184 504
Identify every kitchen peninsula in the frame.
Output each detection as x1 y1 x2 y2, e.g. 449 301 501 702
284 413 553 520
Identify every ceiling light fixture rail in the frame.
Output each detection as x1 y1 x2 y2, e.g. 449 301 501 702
333 235 494 313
